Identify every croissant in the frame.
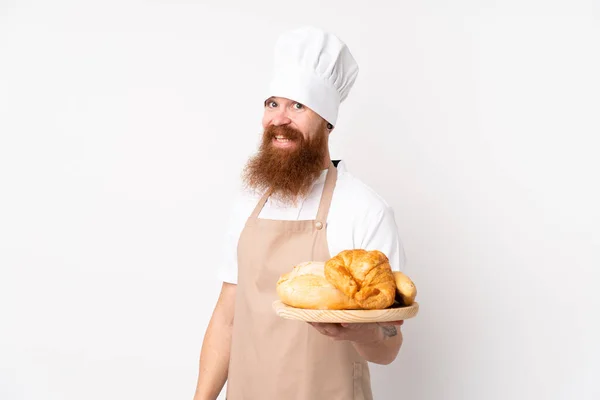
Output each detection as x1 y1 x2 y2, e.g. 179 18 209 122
324 249 397 310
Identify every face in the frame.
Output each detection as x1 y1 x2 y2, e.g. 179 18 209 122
242 97 331 204
262 97 328 150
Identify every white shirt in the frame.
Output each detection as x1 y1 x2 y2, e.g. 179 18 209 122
218 160 406 284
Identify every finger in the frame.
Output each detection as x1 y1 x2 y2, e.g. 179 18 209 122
310 322 342 336
323 323 342 335
312 322 339 330
379 320 404 326
308 322 327 333
309 325 328 336
340 323 365 330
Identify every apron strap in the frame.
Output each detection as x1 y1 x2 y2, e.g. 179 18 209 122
249 189 272 219
315 161 338 227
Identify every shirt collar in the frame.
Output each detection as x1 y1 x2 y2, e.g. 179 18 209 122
313 159 346 185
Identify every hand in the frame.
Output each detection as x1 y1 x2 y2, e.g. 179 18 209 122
308 320 403 344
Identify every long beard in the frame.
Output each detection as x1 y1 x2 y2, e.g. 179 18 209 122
242 123 328 205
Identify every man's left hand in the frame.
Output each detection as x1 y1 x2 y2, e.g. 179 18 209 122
308 321 403 344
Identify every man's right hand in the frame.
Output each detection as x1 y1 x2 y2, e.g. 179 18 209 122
193 282 236 400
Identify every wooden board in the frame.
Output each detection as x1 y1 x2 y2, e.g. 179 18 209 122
272 300 419 323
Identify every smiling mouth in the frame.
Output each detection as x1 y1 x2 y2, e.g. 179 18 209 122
272 135 298 148
275 135 292 143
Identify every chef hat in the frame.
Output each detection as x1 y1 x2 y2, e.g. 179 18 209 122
266 26 359 127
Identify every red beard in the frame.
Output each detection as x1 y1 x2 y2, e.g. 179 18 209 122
242 123 328 204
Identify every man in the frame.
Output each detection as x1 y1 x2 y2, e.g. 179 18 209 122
193 26 407 400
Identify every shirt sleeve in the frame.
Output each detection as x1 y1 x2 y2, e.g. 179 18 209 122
216 192 251 285
217 218 240 284
358 205 407 272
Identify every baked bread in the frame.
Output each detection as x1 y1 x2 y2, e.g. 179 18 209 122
276 261 360 310
324 249 396 310
393 271 417 306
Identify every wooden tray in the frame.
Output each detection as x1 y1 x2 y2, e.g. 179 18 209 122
272 300 419 323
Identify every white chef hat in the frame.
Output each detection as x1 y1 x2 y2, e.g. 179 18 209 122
266 26 359 127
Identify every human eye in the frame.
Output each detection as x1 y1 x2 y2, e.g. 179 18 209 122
293 102 304 110
265 99 278 108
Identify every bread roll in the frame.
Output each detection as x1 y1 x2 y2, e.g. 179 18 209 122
324 249 396 310
393 271 417 306
276 261 360 310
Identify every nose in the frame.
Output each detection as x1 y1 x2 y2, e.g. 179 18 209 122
271 109 292 126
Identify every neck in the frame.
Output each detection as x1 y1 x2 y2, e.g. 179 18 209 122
321 149 331 169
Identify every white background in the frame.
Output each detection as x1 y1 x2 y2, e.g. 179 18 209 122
1 1 599 399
